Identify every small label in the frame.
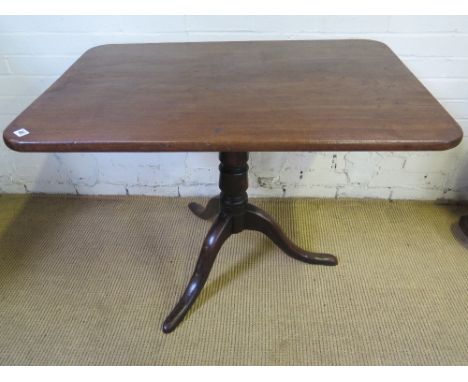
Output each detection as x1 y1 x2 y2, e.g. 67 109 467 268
13 128 29 137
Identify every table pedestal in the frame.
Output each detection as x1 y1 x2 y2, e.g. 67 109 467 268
162 152 338 333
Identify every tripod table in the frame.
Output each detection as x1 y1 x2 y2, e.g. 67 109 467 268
3 40 463 333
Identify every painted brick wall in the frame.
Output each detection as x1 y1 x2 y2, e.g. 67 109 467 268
1 16 468 200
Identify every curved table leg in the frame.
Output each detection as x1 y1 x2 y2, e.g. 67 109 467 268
162 213 232 333
188 196 220 220
244 204 337 266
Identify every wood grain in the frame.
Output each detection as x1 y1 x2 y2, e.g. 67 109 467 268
3 40 463 152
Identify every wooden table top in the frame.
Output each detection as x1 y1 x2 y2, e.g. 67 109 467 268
3 40 463 152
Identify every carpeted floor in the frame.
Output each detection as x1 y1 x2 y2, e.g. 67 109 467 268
0 194 467 365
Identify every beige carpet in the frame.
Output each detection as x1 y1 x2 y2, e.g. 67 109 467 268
0 194 467 365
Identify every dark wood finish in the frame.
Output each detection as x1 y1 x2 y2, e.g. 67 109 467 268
163 152 337 333
244 204 337 266
3 40 462 153
188 196 220 220
163 213 232 333
2 40 463 333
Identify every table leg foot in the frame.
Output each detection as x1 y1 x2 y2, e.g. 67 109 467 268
188 196 220 220
244 203 338 266
162 213 232 333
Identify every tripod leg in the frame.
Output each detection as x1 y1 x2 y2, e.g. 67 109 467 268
244 204 337 266
162 213 232 333
188 196 220 220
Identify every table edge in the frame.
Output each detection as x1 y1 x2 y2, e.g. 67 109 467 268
3 128 463 153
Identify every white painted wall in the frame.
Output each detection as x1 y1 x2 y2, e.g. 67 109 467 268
1 16 468 200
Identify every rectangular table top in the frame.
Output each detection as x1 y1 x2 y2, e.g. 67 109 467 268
3 40 463 152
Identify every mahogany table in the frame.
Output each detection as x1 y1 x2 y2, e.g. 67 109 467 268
3 40 463 333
